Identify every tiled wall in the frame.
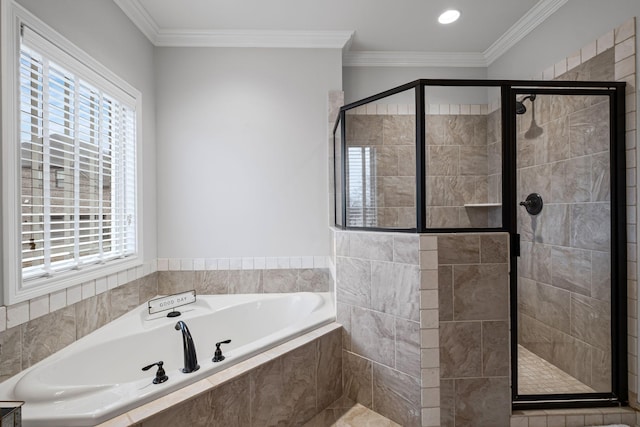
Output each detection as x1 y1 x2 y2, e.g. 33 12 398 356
435 233 511 427
516 49 615 391
426 114 490 228
335 230 422 426
122 325 342 427
343 105 503 230
344 113 417 228
0 272 158 382
157 268 332 295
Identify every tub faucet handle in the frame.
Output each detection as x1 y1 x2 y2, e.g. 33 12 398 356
213 340 232 362
142 361 169 384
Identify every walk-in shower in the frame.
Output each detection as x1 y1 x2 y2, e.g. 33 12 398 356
333 78 627 409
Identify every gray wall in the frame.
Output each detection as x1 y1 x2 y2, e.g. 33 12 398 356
488 0 640 79
154 47 342 259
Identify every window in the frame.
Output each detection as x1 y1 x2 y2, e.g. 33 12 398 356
346 146 377 227
2 4 142 304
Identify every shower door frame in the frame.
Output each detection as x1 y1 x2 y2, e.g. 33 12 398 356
505 84 628 409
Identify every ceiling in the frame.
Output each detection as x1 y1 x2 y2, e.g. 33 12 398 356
113 0 568 66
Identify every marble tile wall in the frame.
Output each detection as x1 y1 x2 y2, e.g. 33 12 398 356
344 114 416 228
335 229 422 427
0 272 158 382
437 233 511 427
516 47 617 391
157 268 332 296
426 115 492 228
137 327 342 427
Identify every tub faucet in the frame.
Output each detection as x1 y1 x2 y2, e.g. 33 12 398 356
174 321 200 373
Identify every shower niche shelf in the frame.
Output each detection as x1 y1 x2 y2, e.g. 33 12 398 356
463 203 502 208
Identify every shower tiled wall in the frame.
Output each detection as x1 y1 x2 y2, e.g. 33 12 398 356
335 230 421 426
516 49 615 390
426 114 490 228
344 113 417 228
344 105 503 230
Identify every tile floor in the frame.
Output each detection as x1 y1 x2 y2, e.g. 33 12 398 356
518 345 595 394
303 397 400 427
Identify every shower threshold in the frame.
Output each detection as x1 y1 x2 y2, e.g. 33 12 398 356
518 345 595 395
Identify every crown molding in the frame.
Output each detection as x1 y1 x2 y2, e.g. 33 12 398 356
113 0 159 44
483 0 569 65
343 51 488 68
114 0 566 64
154 29 355 49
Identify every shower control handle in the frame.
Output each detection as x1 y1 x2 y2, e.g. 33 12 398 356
212 340 232 362
142 361 169 384
519 193 543 215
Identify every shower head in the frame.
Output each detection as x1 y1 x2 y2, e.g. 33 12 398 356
515 94 536 115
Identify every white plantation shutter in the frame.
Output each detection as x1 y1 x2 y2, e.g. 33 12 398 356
19 26 137 281
346 146 377 227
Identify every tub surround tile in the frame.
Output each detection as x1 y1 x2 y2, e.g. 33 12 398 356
21 306 75 368
110 280 140 320
158 271 195 295
336 302 352 351
195 270 229 294
138 273 159 303
0 326 22 382
229 270 263 294
75 293 111 339
317 329 343 409
251 342 317 426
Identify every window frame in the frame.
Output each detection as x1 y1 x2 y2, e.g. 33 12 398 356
1 0 144 305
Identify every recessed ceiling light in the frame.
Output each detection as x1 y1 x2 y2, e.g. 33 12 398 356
438 9 461 24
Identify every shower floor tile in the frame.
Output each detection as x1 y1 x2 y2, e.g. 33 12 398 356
518 345 595 394
303 396 400 427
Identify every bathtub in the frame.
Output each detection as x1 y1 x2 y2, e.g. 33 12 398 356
0 292 335 427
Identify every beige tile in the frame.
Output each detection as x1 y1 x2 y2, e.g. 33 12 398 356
419 235 438 251
440 379 455 427
76 292 110 339
371 262 420 321
420 251 438 270
615 18 636 43
615 55 636 79
317 328 342 409
528 415 547 427
546 415 565 427
480 234 508 263
438 265 453 321
482 321 509 377
110 281 140 320
438 235 480 264
250 342 317 426
420 269 438 290
21 306 75 368
0 326 22 382
421 329 439 349
454 377 510 427
373 364 420 426
336 257 371 307
440 321 482 378
343 350 373 407
420 309 439 329
453 264 509 321
616 37 636 62
581 41 597 63
421 387 440 408
597 30 614 54
350 307 395 366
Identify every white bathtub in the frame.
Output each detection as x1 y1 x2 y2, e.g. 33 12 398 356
0 292 335 427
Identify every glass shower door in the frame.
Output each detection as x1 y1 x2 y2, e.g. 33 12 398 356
514 90 614 398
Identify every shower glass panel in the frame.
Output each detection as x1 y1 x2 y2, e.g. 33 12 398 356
423 86 502 229
343 89 416 229
515 91 613 397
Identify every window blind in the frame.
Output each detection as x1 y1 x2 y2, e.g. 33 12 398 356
346 146 377 227
19 26 137 282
